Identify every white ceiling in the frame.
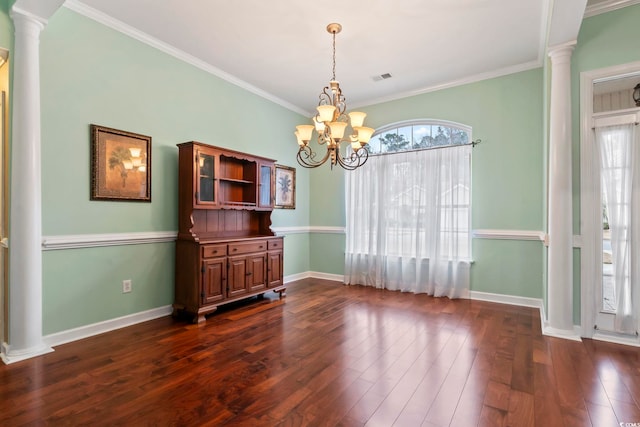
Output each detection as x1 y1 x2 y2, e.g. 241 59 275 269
67 0 604 116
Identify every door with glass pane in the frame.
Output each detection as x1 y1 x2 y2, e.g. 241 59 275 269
195 148 218 206
594 120 639 335
258 163 273 208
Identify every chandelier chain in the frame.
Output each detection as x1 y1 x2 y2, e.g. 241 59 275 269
332 31 336 81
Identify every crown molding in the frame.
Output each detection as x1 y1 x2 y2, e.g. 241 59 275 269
584 0 640 17
63 0 309 117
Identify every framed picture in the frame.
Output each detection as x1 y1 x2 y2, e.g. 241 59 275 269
274 164 295 209
90 124 151 202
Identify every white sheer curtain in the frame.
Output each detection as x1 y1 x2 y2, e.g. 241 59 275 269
596 123 639 334
344 145 471 298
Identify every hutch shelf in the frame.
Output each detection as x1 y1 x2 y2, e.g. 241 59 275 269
174 141 284 323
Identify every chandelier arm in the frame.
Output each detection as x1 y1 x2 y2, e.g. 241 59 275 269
319 86 333 106
296 145 332 169
334 143 368 170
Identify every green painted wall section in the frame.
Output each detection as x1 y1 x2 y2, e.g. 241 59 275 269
37 8 310 333
471 239 542 298
43 243 174 334
569 4 640 324
310 233 345 276
41 8 308 235
309 69 546 297
0 0 11 49
281 233 310 276
364 69 545 231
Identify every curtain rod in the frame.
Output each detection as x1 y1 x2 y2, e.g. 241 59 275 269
368 139 481 157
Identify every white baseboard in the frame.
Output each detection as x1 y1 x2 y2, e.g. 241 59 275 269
308 271 345 282
591 330 640 347
283 272 311 283
468 290 581 341
469 290 542 308
537 302 583 342
43 305 173 348
284 271 344 283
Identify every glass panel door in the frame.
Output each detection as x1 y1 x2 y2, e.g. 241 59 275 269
595 122 638 335
197 151 216 204
259 164 272 207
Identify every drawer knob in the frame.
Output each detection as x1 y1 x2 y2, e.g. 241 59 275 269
232 248 237 252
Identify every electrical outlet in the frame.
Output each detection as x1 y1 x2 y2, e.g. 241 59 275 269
122 279 132 293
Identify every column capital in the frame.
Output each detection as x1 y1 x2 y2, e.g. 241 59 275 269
10 0 66 26
9 6 47 31
548 41 577 61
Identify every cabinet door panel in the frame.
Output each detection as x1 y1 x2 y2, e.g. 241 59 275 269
247 253 267 292
267 250 283 287
202 258 225 304
228 255 248 298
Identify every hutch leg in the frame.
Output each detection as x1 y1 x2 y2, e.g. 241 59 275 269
171 304 183 318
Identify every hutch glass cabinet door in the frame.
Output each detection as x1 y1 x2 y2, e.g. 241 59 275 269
258 164 273 207
197 150 216 205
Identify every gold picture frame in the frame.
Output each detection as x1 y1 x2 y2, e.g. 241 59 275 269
274 164 295 209
90 124 151 202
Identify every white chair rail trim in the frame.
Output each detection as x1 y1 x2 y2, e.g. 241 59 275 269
472 229 547 241
41 231 178 250
40 227 346 250
40 228 565 250
273 226 344 235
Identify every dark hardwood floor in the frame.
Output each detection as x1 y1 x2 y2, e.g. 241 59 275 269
2 279 640 426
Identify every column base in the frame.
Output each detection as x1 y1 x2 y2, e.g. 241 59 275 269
1 341 54 365
541 324 583 342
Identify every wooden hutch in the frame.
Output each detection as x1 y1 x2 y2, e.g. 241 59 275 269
173 141 284 323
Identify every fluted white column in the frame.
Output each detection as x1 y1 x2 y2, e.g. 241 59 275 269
546 43 577 338
2 8 52 363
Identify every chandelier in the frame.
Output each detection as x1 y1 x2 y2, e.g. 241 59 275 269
294 23 374 170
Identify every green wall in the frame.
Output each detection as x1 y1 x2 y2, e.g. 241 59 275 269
36 8 309 333
0 0 10 49
309 69 546 298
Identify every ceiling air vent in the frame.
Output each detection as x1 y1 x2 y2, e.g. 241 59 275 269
372 73 392 82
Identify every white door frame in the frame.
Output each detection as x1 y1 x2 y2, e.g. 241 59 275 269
580 61 640 346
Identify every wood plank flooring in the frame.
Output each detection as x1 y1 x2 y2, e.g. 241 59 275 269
1 279 640 426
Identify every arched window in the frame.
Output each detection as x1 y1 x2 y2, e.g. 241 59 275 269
367 119 472 154
345 119 473 298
